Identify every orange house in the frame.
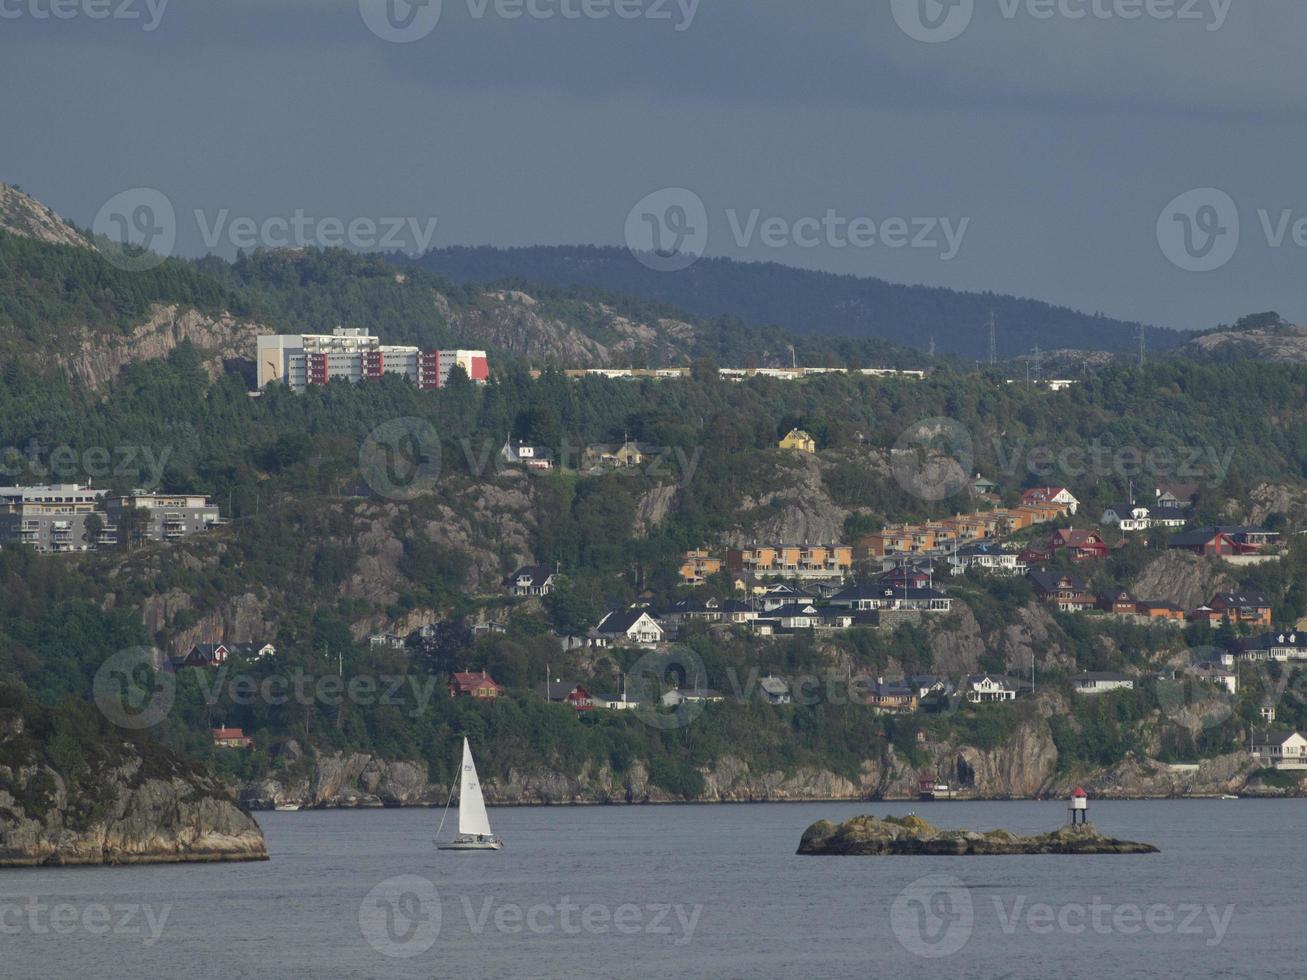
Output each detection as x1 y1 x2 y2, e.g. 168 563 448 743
679 550 723 585
449 671 504 700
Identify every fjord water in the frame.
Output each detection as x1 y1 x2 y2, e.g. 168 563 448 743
3 800 1300 979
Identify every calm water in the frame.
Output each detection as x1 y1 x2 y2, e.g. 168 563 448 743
1 800 1301 979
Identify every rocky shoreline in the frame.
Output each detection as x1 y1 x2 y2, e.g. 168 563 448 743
797 814 1159 856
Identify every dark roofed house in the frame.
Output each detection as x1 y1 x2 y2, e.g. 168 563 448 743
1206 591 1273 628
594 609 665 645
535 679 594 711
1028 569 1094 611
1156 484 1199 507
505 565 558 597
1235 632 1307 663
1097 588 1138 616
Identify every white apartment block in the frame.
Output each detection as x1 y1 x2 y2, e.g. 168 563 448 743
257 328 488 393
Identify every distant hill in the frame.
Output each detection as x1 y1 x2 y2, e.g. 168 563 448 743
397 245 1185 361
1166 314 1307 364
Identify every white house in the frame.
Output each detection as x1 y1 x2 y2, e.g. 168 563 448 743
759 675 791 705
595 609 665 645
505 565 558 597
1101 503 1190 532
1250 731 1307 770
1234 633 1307 664
964 674 1019 703
661 688 725 707
1070 672 1135 695
1184 662 1238 695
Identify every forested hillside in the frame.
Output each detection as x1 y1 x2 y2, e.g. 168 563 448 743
400 245 1186 361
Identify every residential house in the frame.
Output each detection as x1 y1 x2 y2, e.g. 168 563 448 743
1234 632 1307 663
1249 731 1307 770
778 428 817 453
501 439 554 471
661 598 723 629
1184 662 1237 695
1136 601 1187 624
1070 672 1135 695
594 609 665 645
970 475 999 499
583 438 659 470
449 671 504 700
963 674 1020 703
1156 484 1199 507
1097 588 1138 616
720 599 761 624
860 677 920 713
906 675 953 701
828 582 952 613
1028 569 1094 612
536 680 594 711
212 727 253 749
726 544 853 581
1049 528 1109 562
948 542 1027 577
505 565 558 597
1260 700 1277 723
170 643 237 670
1204 592 1274 629
679 550 723 586
759 675 792 704
1169 527 1278 557
369 633 408 650
662 688 725 706
1021 486 1080 515
1101 503 1190 532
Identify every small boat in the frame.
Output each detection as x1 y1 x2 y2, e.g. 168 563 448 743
274 803 301 811
435 737 503 851
1220 794 1239 801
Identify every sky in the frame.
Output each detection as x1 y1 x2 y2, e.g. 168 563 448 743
2 0 1306 331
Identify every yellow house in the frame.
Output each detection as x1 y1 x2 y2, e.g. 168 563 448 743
779 429 816 454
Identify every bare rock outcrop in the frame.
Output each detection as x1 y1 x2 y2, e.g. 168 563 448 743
0 183 92 250
1131 551 1233 612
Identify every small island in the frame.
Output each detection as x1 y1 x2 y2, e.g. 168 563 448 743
1 686 268 867
797 814 1158 856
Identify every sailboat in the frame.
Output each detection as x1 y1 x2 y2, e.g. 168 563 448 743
435 737 503 851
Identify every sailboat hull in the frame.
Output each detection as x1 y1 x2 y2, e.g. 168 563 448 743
437 836 504 851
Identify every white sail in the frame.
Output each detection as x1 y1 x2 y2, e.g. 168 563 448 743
457 737 493 838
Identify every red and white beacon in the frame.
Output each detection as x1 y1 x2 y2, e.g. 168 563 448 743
1069 786 1089 826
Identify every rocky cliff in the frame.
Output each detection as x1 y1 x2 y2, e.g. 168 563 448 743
0 183 92 251
0 691 267 867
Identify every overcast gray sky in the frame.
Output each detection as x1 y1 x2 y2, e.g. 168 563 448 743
2 0 1305 331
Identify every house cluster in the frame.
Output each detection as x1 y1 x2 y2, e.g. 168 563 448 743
679 544 855 587
1027 567 1272 628
1100 484 1195 532
856 487 1076 560
166 642 277 672
498 437 681 475
0 485 223 554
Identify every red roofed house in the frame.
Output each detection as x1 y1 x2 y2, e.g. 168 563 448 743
1204 592 1273 629
1021 487 1080 516
449 670 504 700
212 727 253 749
1050 528 1109 562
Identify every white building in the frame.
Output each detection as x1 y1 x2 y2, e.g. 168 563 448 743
1250 731 1307 770
964 674 1019 703
257 328 487 393
1070 672 1135 695
594 609 665 646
